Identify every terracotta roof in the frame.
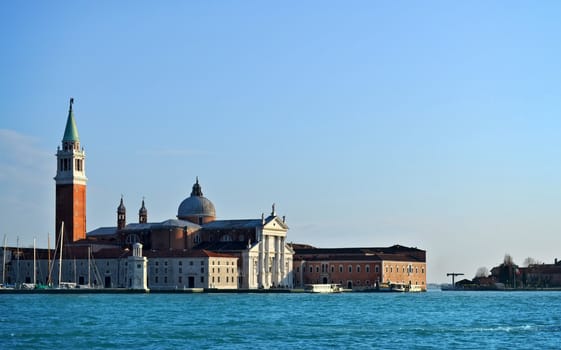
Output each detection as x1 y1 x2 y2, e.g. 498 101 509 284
143 249 237 259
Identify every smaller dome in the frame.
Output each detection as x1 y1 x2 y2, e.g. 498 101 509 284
177 178 216 220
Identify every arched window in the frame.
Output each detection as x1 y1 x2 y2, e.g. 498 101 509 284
125 234 139 244
220 234 233 242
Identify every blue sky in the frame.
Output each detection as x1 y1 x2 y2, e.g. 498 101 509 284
2 1 561 283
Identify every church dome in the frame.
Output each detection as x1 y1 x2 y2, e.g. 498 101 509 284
177 178 216 222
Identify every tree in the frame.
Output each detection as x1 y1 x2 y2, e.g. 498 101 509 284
475 266 489 278
522 257 542 267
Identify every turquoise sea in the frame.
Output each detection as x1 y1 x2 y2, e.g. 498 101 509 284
1 290 560 349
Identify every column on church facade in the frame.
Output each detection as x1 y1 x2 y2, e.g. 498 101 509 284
264 235 270 288
258 236 265 288
275 236 281 286
280 236 286 286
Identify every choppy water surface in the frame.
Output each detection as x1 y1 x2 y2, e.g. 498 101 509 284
1 291 560 349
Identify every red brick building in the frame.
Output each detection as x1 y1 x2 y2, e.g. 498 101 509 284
292 244 426 291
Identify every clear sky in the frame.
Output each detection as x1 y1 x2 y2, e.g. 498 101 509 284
1 1 561 283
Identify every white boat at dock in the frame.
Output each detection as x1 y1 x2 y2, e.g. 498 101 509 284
377 282 423 292
304 284 343 293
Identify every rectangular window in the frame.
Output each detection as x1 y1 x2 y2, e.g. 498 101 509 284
201 267 204 273
310 267 313 273
316 266 319 273
331 266 334 273
178 276 182 283
200 276 204 283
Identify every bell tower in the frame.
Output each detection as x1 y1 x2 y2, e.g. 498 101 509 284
138 198 148 224
117 196 126 230
54 98 87 243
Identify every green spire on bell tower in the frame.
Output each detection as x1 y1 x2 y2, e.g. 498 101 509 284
62 97 80 142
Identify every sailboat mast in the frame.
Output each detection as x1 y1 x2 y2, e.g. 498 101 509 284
88 246 91 287
33 237 36 285
16 236 19 287
47 233 52 286
58 222 64 287
2 235 6 286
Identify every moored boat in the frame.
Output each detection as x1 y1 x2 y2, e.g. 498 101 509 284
304 284 343 293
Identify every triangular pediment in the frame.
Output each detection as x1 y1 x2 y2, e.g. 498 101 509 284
263 216 289 231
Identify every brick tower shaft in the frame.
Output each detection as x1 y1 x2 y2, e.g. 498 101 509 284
54 98 87 243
